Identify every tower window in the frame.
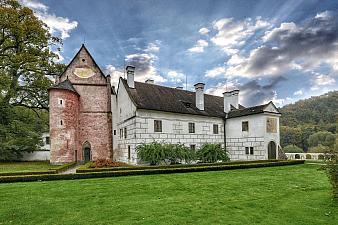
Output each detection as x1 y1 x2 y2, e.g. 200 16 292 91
45 137 50 145
59 99 63 105
82 58 86 62
114 130 116 135
60 120 63 125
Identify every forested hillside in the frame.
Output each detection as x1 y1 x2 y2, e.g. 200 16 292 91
280 91 338 151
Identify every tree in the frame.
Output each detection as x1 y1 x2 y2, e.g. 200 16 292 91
0 0 65 160
283 145 304 153
308 131 336 148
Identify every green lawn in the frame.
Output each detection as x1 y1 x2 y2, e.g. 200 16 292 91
0 161 59 173
0 164 336 225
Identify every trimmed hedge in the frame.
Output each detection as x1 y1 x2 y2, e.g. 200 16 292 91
0 162 77 177
0 160 304 183
77 160 279 173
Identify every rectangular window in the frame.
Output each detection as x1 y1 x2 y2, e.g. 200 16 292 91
190 145 196 150
266 117 277 133
188 122 195 133
45 137 50 145
59 99 63 105
242 121 249 131
114 130 116 135
128 145 131 160
154 120 162 132
120 129 123 139
60 120 63 126
245 147 249 154
213 124 219 134
124 127 127 139
250 147 254 155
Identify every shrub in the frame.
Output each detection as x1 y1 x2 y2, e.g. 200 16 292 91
137 142 196 165
308 144 330 153
164 143 196 164
323 136 338 200
1 160 305 183
136 142 167 165
196 144 229 163
283 145 304 153
90 159 128 168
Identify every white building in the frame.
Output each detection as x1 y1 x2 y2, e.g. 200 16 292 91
112 66 281 164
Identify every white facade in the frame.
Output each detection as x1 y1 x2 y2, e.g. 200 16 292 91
226 113 280 160
112 78 281 165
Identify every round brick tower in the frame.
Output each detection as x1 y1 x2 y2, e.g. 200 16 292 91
49 79 80 164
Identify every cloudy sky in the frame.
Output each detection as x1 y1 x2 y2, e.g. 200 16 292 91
21 0 338 107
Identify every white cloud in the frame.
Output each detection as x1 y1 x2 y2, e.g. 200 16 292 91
312 74 336 86
105 65 124 87
20 0 78 39
199 27 210 35
144 41 161 53
125 49 166 83
205 66 226 78
40 14 78 39
188 39 208 53
223 11 338 78
293 89 303 96
20 0 48 11
211 17 271 54
205 80 240 97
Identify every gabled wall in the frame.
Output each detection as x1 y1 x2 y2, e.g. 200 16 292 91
226 113 280 160
50 45 112 163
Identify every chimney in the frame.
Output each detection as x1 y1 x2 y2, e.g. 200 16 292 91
126 65 135 88
223 90 239 113
194 83 205 110
145 79 154 84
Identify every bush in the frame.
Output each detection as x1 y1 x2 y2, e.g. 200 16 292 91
90 159 128 168
164 143 196 164
136 142 166 165
308 144 330 153
1 160 305 183
196 144 229 163
323 136 338 200
283 145 304 153
136 142 196 165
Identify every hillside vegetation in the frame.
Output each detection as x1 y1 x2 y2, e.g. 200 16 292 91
280 91 338 151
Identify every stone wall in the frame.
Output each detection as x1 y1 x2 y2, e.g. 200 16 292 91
115 109 225 164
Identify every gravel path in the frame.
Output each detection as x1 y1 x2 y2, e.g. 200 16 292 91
60 164 82 174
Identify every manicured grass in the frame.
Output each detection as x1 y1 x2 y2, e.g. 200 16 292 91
0 161 59 173
0 164 336 225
